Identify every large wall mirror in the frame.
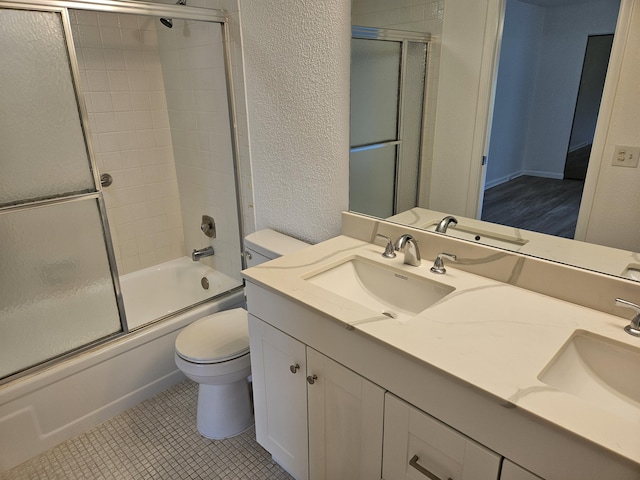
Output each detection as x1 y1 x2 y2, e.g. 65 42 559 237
350 0 640 281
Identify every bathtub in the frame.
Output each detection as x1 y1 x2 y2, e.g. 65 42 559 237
0 259 244 472
120 256 242 330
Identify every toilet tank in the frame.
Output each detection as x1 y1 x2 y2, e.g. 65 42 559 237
244 229 309 268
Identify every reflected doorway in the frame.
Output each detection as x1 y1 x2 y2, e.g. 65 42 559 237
481 0 619 238
564 34 614 180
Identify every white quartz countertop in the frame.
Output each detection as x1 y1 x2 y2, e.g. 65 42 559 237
388 207 640 280
242 235 640 466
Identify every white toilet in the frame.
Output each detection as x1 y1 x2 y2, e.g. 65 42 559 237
174 229 308 439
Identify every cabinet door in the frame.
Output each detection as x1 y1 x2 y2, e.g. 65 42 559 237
500 460 543 480
383 394 501 480
307 347 385 480
248 315 308 480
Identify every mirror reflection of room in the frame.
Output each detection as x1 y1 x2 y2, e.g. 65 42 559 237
482 0 619 239
349 0 640 281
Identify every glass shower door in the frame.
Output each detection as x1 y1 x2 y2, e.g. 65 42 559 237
0 8 123 380
350 29 429 218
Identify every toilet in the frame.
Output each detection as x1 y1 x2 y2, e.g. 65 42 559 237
174 229 309 439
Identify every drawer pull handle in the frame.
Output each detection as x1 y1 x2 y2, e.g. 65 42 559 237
290 364 300 374
409 455 452 480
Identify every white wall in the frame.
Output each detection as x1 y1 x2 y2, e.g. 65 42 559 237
486 0 618 187
580 0 640 251
485 0 544 188
522 0 619 178
428 0 501 217
238 0 351 244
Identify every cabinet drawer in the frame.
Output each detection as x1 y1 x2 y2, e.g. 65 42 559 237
383 393 501 480
500 460 543 480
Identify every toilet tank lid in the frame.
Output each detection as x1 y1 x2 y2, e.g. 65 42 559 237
244 229 309 259
175 308 249 363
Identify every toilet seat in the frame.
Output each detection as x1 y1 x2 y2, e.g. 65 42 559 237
175 308 249 364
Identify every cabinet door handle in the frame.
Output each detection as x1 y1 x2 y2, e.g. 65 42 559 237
289 364 300 374
409 455 452 480
306 374 318 385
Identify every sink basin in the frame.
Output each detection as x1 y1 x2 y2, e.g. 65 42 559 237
304 257 455 321
422 222 528 249
538 331 640 420
622 264 640 281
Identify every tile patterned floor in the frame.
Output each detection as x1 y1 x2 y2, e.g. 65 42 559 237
3 380 293 479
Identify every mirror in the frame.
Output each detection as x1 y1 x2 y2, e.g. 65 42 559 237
350 0 640 281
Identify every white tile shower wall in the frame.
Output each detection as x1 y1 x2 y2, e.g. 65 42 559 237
157 17 243 281
351 0 445 202
71 10 186 275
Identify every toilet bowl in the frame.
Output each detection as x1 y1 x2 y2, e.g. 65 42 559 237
175 229 309 439
175 308 252 439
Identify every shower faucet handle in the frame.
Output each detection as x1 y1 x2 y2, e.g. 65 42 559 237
201 215 216 238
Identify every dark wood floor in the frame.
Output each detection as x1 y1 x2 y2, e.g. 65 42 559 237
481 175 585 239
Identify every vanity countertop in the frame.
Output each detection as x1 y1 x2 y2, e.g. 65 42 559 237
388 207 640 280
242 234 640 466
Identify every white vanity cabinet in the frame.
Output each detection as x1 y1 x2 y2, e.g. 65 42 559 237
248 314 385 480
499 461 543 480
383 393 501 480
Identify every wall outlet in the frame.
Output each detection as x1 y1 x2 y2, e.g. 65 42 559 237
612 145 640 167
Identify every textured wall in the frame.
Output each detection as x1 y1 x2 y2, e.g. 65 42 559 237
239 0 351 244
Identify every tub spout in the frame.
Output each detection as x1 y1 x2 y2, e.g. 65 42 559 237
192 246 214 261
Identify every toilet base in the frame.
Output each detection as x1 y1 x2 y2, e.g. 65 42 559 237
196 379 254 439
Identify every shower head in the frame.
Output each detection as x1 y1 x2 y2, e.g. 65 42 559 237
159 0 186 29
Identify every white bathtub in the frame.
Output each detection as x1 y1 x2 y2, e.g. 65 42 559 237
0 259 244 472
120 257 242 330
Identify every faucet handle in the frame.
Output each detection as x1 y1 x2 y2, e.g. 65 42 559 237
375 234 396 258
431 253 457 274
615 298 640 336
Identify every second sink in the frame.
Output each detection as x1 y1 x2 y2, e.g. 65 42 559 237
304 256 455 321
538 330 640 421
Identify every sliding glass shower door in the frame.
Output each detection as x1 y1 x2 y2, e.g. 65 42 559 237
0 8 123 380
349 28 429 218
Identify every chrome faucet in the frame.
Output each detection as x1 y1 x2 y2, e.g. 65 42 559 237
615 298 640 336
435 215 458 233
192 246 214 261
431 253 457 274
375 234 396 259
393 234 421 266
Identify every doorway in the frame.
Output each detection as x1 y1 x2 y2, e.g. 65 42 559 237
564 34 614 180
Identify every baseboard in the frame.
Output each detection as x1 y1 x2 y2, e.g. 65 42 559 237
484 169 565 190
521 170 564 180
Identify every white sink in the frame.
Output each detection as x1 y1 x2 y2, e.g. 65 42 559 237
422 222 528 249
622 264 640 281
538 331 640 420
304 256 455 321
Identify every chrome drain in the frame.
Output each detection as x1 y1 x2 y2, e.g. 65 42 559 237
201 277 210 290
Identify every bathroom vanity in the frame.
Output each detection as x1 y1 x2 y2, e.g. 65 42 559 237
242 216 640 480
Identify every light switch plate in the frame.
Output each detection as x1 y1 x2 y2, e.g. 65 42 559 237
612 145 640 167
